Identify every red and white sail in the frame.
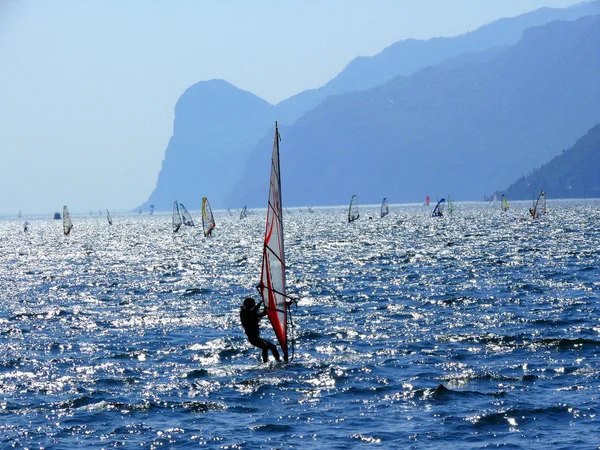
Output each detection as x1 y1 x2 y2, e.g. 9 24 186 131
259 122 288 362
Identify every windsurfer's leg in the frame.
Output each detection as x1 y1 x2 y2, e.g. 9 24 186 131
248 335 270 363
265 340 280 362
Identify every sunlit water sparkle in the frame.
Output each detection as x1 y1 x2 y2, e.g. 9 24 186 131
1 200 599 448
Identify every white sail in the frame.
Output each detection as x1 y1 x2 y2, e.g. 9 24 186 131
530 190 547 219
179 203 195 227
202 197 216 237
63 205 73 235
259 122 290 362
348 195 359 222
380 198 389 218
172 201 182 233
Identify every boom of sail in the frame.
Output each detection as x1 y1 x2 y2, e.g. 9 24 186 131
432 198 446 217
173 201 182 233
202 197 216 237
259 121 291 362
348 195 359 223
381 198 389 218
63 205 73 235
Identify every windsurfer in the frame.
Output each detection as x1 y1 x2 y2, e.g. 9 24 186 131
240 297 281 363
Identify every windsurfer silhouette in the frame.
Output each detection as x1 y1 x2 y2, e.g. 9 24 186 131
240 297 281 363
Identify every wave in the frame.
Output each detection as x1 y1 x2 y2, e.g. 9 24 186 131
24 396 228 414
182 287 210 298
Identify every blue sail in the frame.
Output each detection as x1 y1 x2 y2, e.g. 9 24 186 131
432 198 446 217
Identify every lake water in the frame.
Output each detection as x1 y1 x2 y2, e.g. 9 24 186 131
1 200 599 448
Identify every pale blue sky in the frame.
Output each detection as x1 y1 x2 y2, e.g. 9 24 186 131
0 0 580 215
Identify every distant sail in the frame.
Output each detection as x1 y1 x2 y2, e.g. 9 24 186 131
432 198 446 217
348 194 359 223
530 190 547 219
240 205 248 220
425 195 431 206
202 197 216 237
307 206 314 213
106 208 113 225
63 205 73 235
380 198 389 218
18 210 22 219
179 203 195 227
172 201 182 233
501 194 509 212
259 122 291 362
150 204 155 215
448 195 455 215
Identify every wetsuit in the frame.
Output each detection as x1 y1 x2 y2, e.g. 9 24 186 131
240 300 280 363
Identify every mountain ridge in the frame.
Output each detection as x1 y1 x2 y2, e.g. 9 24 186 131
227 15 600 208
139 1 600 211
502 123 600 200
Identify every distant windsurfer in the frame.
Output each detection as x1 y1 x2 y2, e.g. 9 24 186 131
240 297 281 363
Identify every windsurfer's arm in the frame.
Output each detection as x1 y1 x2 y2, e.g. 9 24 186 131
259 301 270 317
254 300 266 315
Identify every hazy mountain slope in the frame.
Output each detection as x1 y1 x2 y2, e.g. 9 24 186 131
503 123 600 199
227 15 600 208
274 0 600 124
139 80 275 211
139 1 600 211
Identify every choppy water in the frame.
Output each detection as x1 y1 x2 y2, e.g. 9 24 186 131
1 200 599 449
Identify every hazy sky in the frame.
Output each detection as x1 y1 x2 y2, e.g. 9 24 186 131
0 0 580 215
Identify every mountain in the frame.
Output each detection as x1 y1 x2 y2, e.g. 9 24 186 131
139 1 600 211
502 123 600 199
140 80 275 211
227 15 600 208
275 0 600 124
